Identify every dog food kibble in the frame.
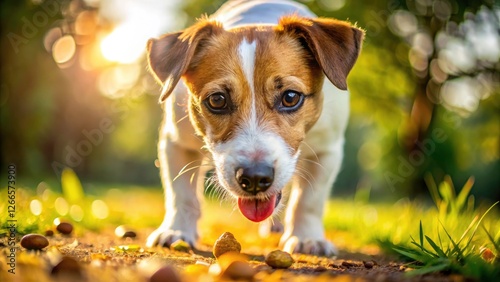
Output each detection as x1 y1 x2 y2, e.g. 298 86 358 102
56 222 73 235
20 234 49 250
149 265 182 282
213 232 241 258
114 225 137 238
265 250 294 269
221 261 256 280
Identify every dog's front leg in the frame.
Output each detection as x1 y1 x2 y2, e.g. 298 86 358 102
279 140 344 257
146 136 203 248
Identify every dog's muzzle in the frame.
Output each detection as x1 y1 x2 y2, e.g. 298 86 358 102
235 162 282 222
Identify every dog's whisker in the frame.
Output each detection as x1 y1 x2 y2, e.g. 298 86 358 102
300 158 327 173
173 163 213 182
294 168 315 191
300 141 320 164
296 174 314 191
294 164 316 184
205 175 220 200
295 164 314 179
176 114 190 124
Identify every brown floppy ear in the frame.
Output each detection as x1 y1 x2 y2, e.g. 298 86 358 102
277 16 364 90
147 19 224 102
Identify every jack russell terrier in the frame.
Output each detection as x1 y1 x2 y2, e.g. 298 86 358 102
146 0 363 256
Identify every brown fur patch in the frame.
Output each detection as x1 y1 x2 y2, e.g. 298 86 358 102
147 15 363 151
184 26 324 151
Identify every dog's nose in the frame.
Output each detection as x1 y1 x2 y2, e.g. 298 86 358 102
235 164 274 194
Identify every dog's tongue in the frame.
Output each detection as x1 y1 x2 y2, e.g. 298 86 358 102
237 195 276 222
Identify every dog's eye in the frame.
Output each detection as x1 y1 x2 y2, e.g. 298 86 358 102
278 90 304 112
205 93 231 114
208 93 226 109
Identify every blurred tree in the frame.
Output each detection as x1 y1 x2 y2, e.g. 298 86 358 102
1 0 162 187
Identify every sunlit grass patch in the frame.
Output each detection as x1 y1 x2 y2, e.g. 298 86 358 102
1 170 498 280
322 175 500 280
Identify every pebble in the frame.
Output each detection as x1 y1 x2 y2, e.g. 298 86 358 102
341 260 361 268
314 266 328 272
56 222 73 235
51 257 81 276
363 260 375 269
265 250 294 269
20 234 49 250
149 265 182 282
213 232 241 258
114 225 137 238
221 261 255 280
45 230 54 236
170 239 191 252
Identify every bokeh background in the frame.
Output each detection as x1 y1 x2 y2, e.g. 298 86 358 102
1 0 499 201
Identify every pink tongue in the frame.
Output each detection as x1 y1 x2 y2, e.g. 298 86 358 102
237 195 276 222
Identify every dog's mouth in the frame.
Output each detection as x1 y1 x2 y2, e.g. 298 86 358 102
237 191 282 222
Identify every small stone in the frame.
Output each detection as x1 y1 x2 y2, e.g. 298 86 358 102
56 222 73 235
254 264 272 273
221 261 255 280
213 232 241 258
45 230 54 236
115 225 137 238
170 239 191 252
51 257 81 276
341 260 361 268
363 260 375 269
314 266 328 272
20 234 49 250
265 250 294 269
150 265 181 282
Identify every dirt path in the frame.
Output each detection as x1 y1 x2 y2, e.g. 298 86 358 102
1 229 462 282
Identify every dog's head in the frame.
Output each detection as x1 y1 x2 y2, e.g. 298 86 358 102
148 16 363 222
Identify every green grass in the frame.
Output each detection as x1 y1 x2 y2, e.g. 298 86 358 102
1 169 499 280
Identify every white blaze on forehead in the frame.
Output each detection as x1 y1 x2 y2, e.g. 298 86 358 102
238 39 257 125
205 39 298 199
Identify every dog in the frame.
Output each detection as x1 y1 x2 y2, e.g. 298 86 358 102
145 0 363 256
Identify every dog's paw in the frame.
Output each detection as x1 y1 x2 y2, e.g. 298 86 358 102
281 236 337 257
146 227 197 248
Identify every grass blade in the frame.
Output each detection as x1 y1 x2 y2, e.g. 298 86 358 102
406 262 450 276
464 202 499 250
425 235 447 258
61 168 85 203
440 223 466 261
457 215 479 245
393 247 427 262
456 177 474 212
482 225 500 254
425 173 441 208
409 241 438 257
419 221 424 251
